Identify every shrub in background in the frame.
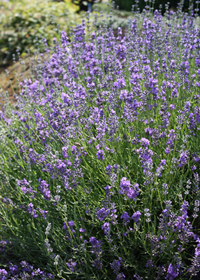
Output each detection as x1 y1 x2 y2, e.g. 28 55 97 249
0 0 81 65
0 0 132 66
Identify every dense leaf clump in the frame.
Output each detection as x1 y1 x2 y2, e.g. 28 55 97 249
1 3 200 279
0 0 80 65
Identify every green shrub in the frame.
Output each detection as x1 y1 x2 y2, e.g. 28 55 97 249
0 0 81 65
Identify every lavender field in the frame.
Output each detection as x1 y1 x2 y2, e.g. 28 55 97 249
0 1 200 279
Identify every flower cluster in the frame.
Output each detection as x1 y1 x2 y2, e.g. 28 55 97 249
119 177 139 201
0 261 54 279
90 237 104 270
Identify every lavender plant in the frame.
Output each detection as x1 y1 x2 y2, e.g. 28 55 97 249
1 2 200 279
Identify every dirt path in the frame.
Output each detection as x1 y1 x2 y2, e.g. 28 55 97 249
0 54 50 107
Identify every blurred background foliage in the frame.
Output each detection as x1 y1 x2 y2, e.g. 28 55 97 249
0 0 81 65
0 0 199 67
0 0 136 66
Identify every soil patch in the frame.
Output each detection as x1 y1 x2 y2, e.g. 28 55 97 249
0 54 50 108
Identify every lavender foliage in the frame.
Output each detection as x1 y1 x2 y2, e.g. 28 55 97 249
1 2 200 279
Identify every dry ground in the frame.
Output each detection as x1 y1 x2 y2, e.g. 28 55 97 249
0 54 50 107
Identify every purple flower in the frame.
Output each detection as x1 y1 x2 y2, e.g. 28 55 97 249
178 151 189 168
9 263 18 273
101 222 110 235
96 149 105 161
38 180 51 201
62 146 68 158
68 220 75 227
119 178 139 201
121 212 130 226
131 211 141 223
71 145 77 154
114 164 118 173
119 177 131 193
160 159 166 166
0 269 7 280
192 153 200 162
66 259 77 272
90 236 98 247
165 263 179 280
89 237 103 269
134 273 143 279
116 273 126 280
20 261 33 272
110 258 122 274
63 221 76 240
28 203 38 218
191 165 197 171
127 183 139 200
106 165 112 175
18 179 37 198
169 104 175 110
140 138 150 147
136 146 153 175
165 147 170 154
55 160 67 174
61 92 72 106
38 208 48 219
96 207 110 221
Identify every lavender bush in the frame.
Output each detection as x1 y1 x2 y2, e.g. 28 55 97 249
1 2 200 279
